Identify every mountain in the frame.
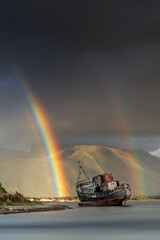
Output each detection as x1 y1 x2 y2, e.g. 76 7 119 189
0 145 159 197
0 147 29 161
0 144 45 161
62 146 160 196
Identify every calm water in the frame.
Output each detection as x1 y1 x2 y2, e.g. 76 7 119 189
0 201 160 240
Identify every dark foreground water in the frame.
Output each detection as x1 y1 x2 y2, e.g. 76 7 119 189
0 201 160 240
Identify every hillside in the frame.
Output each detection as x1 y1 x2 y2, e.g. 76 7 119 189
0 147 29 161
62 146 160 196
0 145 159 197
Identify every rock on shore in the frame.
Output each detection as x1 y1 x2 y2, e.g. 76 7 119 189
0 204 72 214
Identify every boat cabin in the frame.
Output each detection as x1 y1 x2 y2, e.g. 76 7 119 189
92 173 119 192
76 172 120 194
92 173 113 186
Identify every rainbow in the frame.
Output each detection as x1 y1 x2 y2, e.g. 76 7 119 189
15 73 68 197
108 83 149 195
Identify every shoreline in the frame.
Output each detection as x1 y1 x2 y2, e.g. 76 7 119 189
0 200 159 214
129 199 160 201
0 204 72 214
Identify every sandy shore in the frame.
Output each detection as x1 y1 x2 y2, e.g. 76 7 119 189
0 204 72 214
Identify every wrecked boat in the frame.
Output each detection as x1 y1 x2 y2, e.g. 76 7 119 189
76 162 131 206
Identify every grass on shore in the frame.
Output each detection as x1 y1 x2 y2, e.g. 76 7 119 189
130 195 160 201
0 183 39 206
1 199 40 206
54 196 78 201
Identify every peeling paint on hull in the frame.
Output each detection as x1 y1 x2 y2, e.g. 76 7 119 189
78 196 128 206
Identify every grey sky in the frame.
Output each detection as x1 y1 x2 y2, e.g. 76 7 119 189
0 0 159 151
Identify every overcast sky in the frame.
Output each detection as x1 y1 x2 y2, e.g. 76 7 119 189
0 0 160 152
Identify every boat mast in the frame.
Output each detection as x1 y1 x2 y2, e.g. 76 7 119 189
77 161 89 182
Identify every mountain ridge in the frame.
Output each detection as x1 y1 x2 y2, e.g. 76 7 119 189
0 145 159 196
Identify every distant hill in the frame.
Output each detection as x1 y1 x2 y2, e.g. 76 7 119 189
0 144 45 161
0 145 159 197
0 147 29 161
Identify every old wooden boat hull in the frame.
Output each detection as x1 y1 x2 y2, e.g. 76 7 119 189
77 184 131 206
76 163 131 206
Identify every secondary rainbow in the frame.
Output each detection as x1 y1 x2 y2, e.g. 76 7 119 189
15 74 68 197
108 83 149 195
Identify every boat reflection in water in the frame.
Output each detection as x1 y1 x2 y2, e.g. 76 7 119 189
76 162 131 206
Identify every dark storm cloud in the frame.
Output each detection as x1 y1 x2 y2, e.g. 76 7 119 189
0 1 160 48
0 0 160 150
57 134 160 153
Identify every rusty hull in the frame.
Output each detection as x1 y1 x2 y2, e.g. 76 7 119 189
78 196 130 206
